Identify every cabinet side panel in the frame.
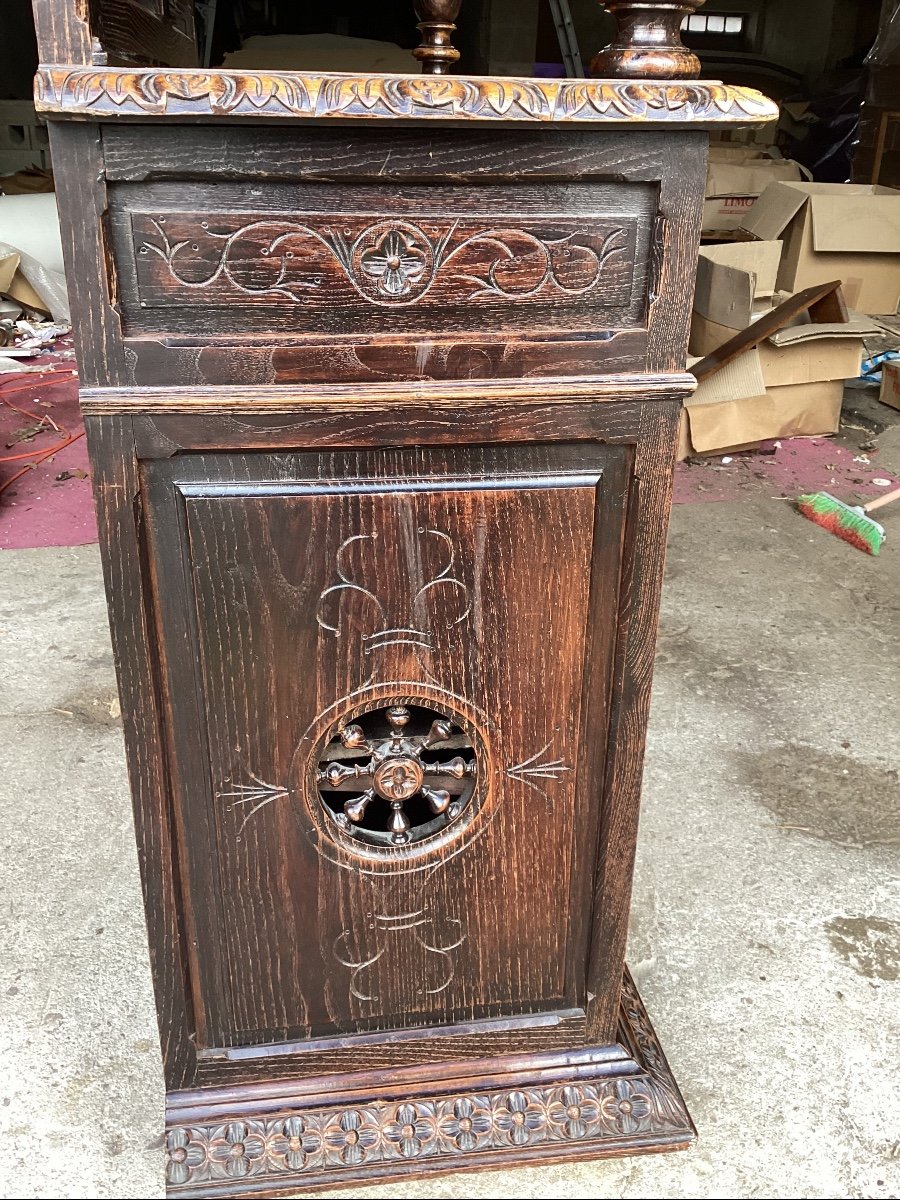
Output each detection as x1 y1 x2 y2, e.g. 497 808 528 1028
47 122 128 388
647 132 707 374
83 414 197 1090
586 401 682 1040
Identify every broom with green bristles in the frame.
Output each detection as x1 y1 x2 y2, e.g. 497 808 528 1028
796 485 900 556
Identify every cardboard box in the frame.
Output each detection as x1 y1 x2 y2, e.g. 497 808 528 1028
703 148 806 233
679 346 847 459
758 319 872 387
741 182 900 314
880 359 900 411
691 241 782 354
681 306 877 459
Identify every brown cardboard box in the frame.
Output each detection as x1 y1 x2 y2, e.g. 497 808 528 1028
758 319 873 386
691 241 782 354
880 359 900 411
741 182 900 314
0 246 50 316
680 308 877 459
679 346 848 459
703 148 806 233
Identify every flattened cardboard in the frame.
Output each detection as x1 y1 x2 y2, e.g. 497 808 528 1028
687 349 766 406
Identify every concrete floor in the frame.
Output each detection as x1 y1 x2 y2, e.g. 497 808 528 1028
1 490 899 1199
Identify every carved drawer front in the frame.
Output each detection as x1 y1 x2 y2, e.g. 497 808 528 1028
142 442 628 1051
109 180 656 340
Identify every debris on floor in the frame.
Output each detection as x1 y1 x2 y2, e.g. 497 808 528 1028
0 335 91 549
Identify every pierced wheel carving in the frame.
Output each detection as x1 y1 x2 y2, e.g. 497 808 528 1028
316 703 478 846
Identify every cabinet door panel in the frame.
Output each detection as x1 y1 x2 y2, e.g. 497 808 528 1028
143 444 627 1048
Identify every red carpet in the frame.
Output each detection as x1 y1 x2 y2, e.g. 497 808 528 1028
0 352 97 550
0 354 895 551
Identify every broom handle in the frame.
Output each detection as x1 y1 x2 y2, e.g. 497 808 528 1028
864 484 900 514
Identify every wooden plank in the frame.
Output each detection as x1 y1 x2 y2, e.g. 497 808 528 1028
691 280 846 383
46 122 127 387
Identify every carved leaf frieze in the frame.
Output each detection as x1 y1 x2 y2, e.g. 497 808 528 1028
36 69 778 128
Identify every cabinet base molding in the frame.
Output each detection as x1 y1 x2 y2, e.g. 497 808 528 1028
164 971 693 1197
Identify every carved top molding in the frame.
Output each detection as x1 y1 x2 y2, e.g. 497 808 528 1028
34 68 777 128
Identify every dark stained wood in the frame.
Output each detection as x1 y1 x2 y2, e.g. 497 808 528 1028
691 280 846 383
92 123 702 383
83 413 197 1089
413 0 462 74
45 123 128 387
33 1 771 1191
32 0 197 66
31 0 94 64
114 181 650 338
809 283 850 324
140 441 626 1046
160 971 694 1193
88 0 197 67
592 1 705 79
33 67 779 127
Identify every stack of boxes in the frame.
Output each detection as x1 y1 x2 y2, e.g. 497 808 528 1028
681 181 900 459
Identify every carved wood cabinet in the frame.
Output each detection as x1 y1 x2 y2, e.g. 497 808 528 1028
32 2 775 1194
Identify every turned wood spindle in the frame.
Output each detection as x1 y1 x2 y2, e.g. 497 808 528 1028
413 0 462 75
591 1 706 79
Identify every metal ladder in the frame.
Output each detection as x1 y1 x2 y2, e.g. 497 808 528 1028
547 0 585 77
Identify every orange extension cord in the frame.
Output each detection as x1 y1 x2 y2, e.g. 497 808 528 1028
0 367 81 497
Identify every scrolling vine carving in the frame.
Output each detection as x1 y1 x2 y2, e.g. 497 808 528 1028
134 214 632 309
316 528 470 686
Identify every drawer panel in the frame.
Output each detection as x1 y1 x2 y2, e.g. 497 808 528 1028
109 180 656 339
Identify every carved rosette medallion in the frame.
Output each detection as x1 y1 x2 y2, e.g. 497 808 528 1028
313 699 480 853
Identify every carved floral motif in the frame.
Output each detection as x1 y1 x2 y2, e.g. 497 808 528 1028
360 229 428 298
164 981 693 1191
135 214 628 309
35 68 778 127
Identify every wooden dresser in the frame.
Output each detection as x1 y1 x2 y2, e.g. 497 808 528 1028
32 2 775 1194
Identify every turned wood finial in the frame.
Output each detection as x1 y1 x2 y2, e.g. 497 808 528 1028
591 1 705 79
413 1 462 74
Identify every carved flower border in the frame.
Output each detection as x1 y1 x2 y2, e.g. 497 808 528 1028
166 1076 687 1188
164 974 693 1190
35 69 778 127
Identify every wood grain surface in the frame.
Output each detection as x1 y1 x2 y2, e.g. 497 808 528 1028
27 1 750 1184
140 442 628 1049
